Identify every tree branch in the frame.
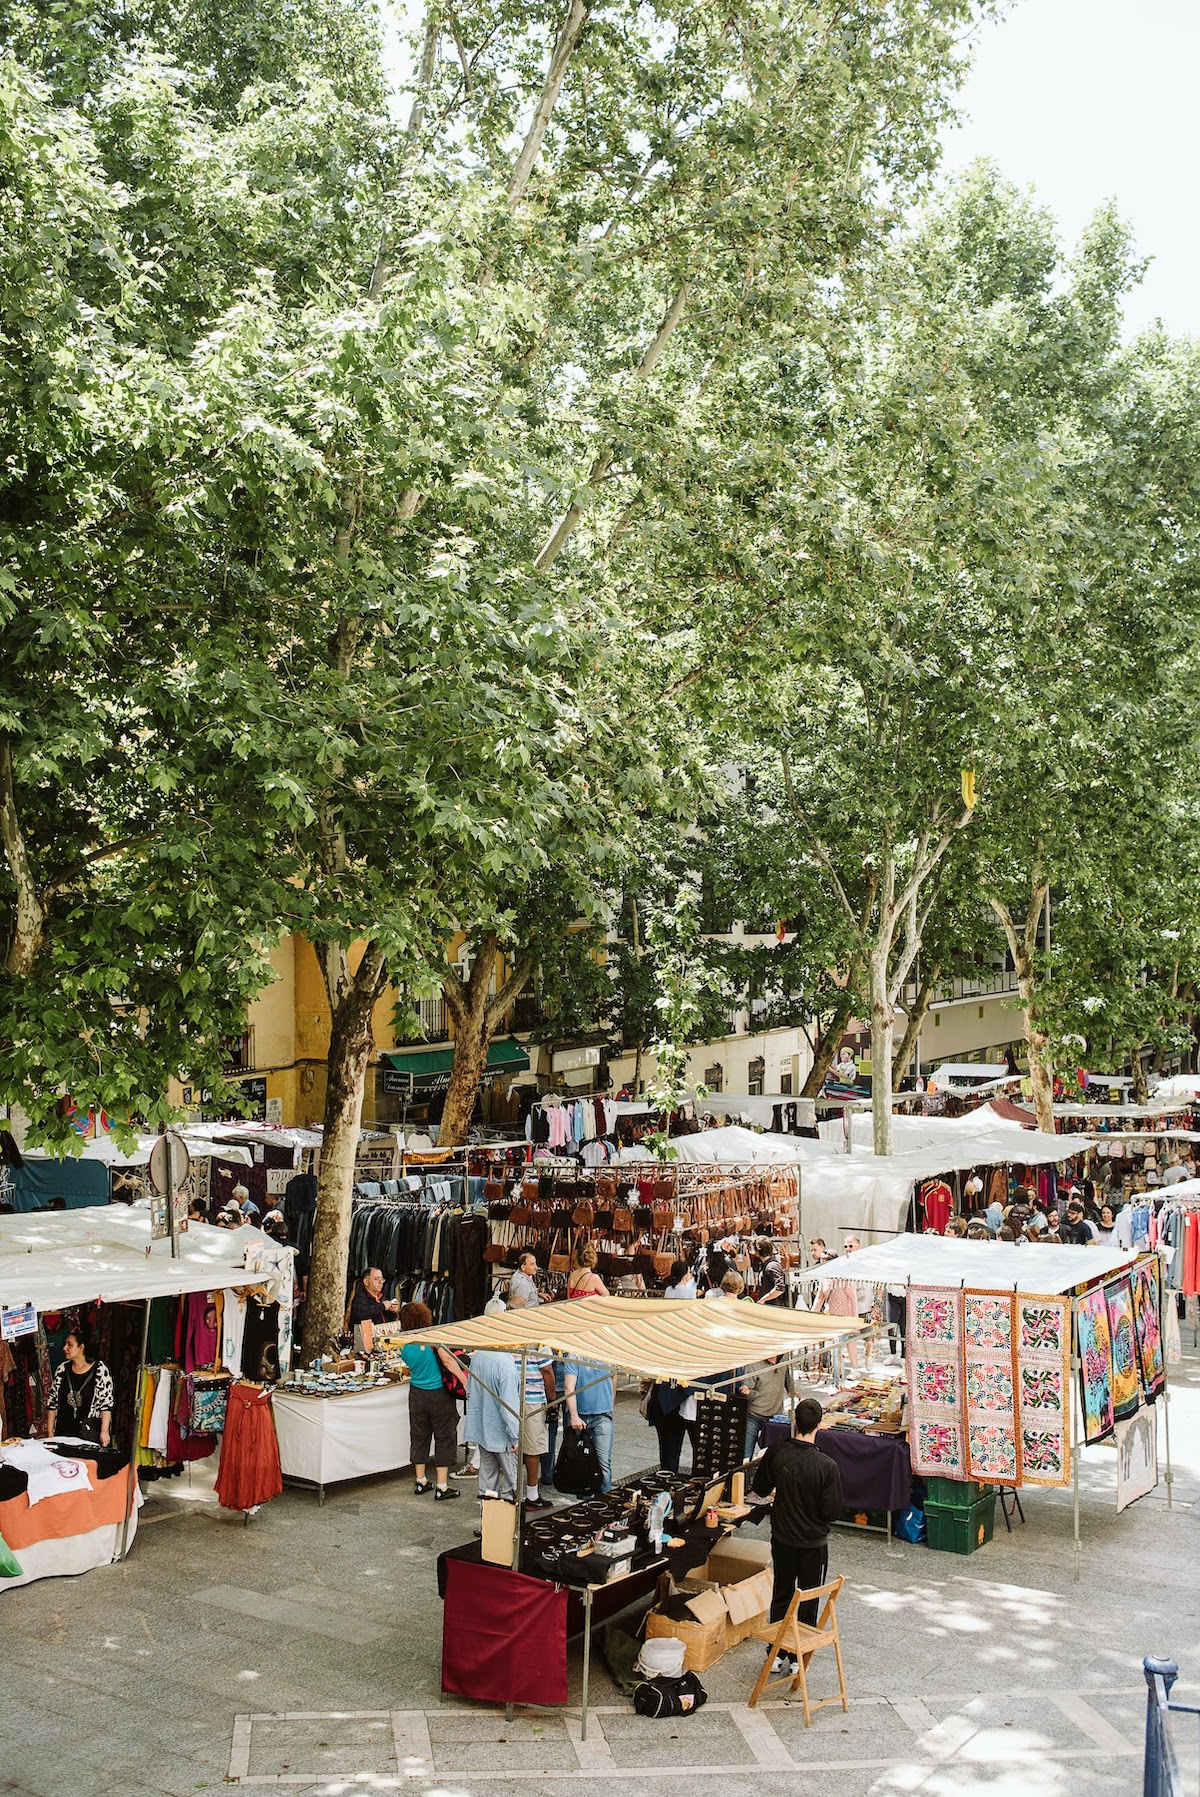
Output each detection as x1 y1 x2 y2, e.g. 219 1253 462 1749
533 283 690 571
507 0 590 209
486 948 537 1029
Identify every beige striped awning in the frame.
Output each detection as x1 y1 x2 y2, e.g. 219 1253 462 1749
382 1295 861 1382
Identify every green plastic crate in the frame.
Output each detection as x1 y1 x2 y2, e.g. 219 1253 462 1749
924 1476 993 1510
925 1494 996 1555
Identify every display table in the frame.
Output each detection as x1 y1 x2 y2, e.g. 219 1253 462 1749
273 1384 464 1500
0 1457 141 1591
437 1542 665 1736
820 1429 912 1512
274 1384 414 1500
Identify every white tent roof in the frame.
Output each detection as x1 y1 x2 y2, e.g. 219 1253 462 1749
817 1103 1094 1170
805 1233 1138 1296
1153 1076 1200 1101
668 1127 841 1167
0 1205 292 1311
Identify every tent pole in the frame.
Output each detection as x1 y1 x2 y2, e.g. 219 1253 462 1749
512 1348 528 1571
1160 1270 1173 1511
1070 1296 1081 1583
119 1297 152 1563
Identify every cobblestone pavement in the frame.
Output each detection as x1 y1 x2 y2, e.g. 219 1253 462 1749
4 1343 1200 1797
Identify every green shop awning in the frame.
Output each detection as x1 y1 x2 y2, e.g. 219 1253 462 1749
382 1038 529 1095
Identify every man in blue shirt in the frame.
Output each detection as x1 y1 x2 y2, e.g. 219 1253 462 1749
564 1355 615 1493
465 1348 521 1501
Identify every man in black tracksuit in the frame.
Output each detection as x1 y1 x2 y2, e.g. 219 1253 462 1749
751 1396 843 1667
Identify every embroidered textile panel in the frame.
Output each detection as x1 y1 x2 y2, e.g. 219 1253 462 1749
1077 1286 1115 1443
1130 1258 1165 1403
1015 1293 1071 1488
906 1286 966 1478
963 1291 1018 1484
1105 1276 1141 1423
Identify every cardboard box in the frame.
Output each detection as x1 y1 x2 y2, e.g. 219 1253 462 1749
672 1538 774 1652
644 1603 728 1672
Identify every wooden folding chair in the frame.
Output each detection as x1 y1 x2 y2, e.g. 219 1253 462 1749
746 1576 848 1725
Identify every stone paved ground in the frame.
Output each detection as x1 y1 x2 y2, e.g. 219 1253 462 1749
4 1342 1200 1797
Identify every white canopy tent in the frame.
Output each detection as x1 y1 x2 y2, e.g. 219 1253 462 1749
655 1114 1097 1250
799 1233 1164 1578
805 1232 1137 1295
0 1205 292 1311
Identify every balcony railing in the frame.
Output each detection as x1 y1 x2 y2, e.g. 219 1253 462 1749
221 1030 254 1072
394 998 450 1046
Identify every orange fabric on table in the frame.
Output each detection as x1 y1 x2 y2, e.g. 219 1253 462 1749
0 1458 134 1551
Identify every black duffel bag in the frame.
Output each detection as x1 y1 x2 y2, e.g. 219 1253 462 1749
632 1671 708 1718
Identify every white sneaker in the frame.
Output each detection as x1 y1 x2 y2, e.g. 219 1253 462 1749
771 1652 797 1674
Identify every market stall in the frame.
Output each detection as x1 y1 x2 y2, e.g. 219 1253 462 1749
391 1295 863 1735
806 1235 1166 1572
0 1207 293 1589
271 1369 464 1501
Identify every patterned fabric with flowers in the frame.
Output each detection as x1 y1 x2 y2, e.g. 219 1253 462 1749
963 1290 1017 1483
968 1420 1018 1481
963 1293 1012 1352
907 1286 966 1479
1017 1291 1071 1486
966 1360 1013 1412
915 1419 965 1475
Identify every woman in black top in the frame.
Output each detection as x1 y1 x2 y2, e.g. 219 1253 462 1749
46 1329 114 1446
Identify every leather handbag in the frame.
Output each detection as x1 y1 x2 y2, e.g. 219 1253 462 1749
652 1251 674 1278
613 1207 634 1236
510 1202 532 1226
652 1206 672 1232
596 1170 618 1202
634 1204 653 1230
652 1174 674 1203
548 1232 570 1275
572 1199 595 1227
483 1177 504 1203
483 1241 507 1263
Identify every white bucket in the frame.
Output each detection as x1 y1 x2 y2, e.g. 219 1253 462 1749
636 1636 686 1678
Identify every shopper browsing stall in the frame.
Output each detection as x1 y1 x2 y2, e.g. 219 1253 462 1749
399 1301 462 1500
564 1355 615 1492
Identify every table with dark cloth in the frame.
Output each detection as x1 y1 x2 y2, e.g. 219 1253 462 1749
758 1416 792 1451
818 1428 912 1512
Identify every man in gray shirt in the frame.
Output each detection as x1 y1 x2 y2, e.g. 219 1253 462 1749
508 1250 541 1307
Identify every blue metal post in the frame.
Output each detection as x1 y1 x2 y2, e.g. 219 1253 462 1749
1144 1655 1180 1797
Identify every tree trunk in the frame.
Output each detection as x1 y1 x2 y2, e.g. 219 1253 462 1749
0 740 45 977
800 984 859 1099
892 961 941 1087
1132 1057 1149 1104
868 948 894 1156
989 885 1053 1134
439 938 537 1147
302 943 388 1361
1013 947 1054 1133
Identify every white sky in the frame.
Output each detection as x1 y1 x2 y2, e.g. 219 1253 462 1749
381 0 1198 338
943 0 1200 337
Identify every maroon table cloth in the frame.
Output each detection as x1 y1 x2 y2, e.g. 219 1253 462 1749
441 1557 568 1705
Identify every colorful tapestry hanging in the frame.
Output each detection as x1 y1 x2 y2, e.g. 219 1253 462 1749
906 1286 966 1477
1077 1285 1115 1442
963 1290 1018 1483
1130 1258 1165 1402
1105 1276 1141 1423
1014 1293 1072 1488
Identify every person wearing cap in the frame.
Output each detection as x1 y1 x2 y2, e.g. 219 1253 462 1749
1061 1202 1093 1245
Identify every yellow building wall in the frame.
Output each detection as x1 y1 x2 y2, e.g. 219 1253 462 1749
171 929 524 1128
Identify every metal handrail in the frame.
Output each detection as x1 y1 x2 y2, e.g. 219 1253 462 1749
1144 1656 1198 1796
